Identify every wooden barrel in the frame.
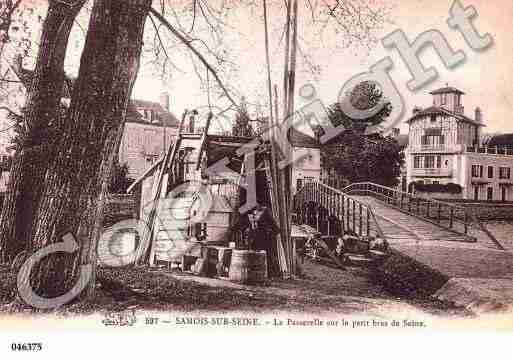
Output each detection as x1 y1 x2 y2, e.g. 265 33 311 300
228 250 267 284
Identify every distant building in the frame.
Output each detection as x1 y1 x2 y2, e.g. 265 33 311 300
289 128 321 194
118 93 180 178
405 86 513 201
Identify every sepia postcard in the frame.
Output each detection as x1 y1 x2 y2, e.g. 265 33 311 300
0 0 512 356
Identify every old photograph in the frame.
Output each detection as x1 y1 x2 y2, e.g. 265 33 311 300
0 0 512 355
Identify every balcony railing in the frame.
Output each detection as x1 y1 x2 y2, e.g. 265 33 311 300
410 168 453 177
408 144 462 153
466 146 513 156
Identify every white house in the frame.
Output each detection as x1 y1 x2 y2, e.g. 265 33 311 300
289 128 321 194
405 86 513 201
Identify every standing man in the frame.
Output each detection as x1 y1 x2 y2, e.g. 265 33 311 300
246 202 280 276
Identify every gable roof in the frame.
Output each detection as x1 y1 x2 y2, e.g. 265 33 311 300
126 101 179 128
407 106 484 126
486 133 513 147
429 86 465 95
14 65 179 128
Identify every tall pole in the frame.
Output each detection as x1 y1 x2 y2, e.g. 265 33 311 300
263 0 289 275
286 0 299 275
282 0 292 120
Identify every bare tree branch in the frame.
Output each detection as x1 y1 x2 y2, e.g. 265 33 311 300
149 7 241 113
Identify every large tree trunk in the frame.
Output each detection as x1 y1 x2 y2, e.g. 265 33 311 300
21 0 151 301
0 1 85 264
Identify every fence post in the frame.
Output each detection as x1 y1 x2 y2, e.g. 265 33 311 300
346 198 350 231
359 204 363 236
366 208 370 236
352 200 356 233
437 203 442 223
341 194 345 234
449 207 454 228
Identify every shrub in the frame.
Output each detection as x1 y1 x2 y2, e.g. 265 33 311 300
410 181 462 194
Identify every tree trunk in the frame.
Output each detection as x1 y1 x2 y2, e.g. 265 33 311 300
0 1 85 263
21 0 151 301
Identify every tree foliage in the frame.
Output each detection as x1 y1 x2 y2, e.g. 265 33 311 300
322 81 403 187
328 80 393 131
232 100 254 137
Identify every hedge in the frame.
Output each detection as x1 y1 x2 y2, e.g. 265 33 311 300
409 182 462 194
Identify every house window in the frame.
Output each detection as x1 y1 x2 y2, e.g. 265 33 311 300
487 187 493 201
421 133 444 147
436 155 442 168
472 165 483 178
502 186 507 202
474 186 479 201
425 156 435 168
441 94 447 105
414 156 422 169
488 166 494 179
433 181 440 184
499 167 511 179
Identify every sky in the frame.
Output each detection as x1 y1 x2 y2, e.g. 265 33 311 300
1 0 512 137
131 0 513 135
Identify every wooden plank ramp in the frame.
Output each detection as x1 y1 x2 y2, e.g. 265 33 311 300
351 195 501 250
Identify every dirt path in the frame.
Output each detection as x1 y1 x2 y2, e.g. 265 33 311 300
0 261 470 317
160 260 469 317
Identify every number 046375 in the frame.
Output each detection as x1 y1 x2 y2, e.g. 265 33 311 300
11 343 43 351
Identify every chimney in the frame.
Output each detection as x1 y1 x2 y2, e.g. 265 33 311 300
188 110 198 133
160 91 170 112
475 107 482 122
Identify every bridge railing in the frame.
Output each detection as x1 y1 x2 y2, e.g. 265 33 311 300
342 182 505 250
294 181 385 241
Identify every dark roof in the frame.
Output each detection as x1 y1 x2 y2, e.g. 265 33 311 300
288 128 320 148
407 106 484 126
125 101 179 128
486 133 513 147
205 135 256 173
429 86 465 95
15 66 179 128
